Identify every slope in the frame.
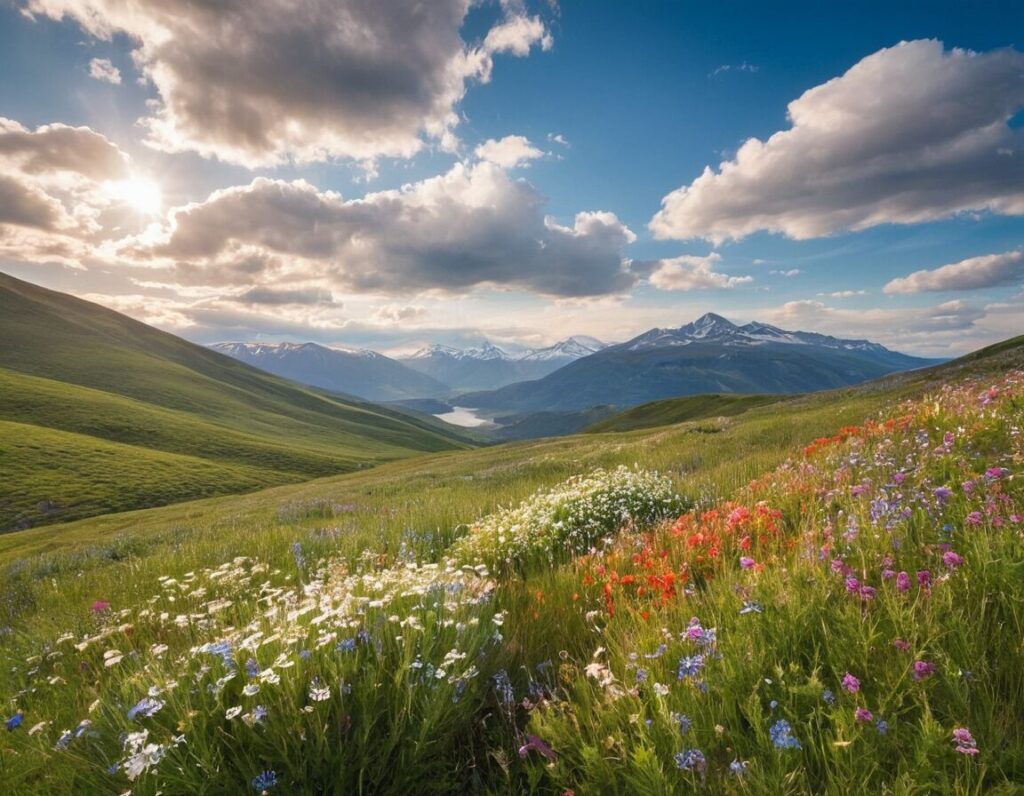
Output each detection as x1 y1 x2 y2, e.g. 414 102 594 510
0 272 470 531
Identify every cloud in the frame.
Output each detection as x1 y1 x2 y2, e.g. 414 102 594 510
884 250 1024 294
474 135 544 168
27 0 552 167
644 253 753 291
651 40 1024 243
122 161 638 298
372 304 428 323
88 57 121 84
709 62 759 78
818 289 867 298
0 117 144 262
235 286 337 306
547 133 569 147
769 268 801 277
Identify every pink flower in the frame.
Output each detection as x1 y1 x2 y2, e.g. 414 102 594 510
854 707 873 723
965 512 983 526
91 600 110 614
893 639 911 652
942 551 964 568
842 672 860 693
739 556 756 570
912 660 935 681
895 571 911 593
518 734 556 762
916 570 932 589
952 727 979 756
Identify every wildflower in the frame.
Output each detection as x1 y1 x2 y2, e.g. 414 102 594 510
127 698 164 720
952 727 979 756
739 556 756 570
252 770 278 791
670 712 691 735
291 541 306 570
337 638 357 653
943 551 964 568
855 707 873 723
822 689 836 705
653 683 670 696
5 711 23 731
842 672 860 693
933 486 952 504
729 759 749 776
308 683 331 702
769 719 801 750
677 655 704 680
225 706 243 720
965 512 983 527
90 600 110 614
917 570 932 588
912 660 936 681
740 600 763 615
893 639 911 652
859 585 877 601
518 734 556 762
675 748 706 772
845 576 861 594
242 684 260 697
245 658 260 678
635 668 648 684
895 571 911 593
876 719 889 735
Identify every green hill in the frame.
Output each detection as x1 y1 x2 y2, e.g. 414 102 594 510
585 393 786 433
0 272 470 531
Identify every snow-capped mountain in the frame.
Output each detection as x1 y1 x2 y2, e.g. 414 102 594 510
210 341 447 402
459 313 940 413
624 313 888 354
518 336 608 361
401 337 609 391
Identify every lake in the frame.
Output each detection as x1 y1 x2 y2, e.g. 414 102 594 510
433 406 494 428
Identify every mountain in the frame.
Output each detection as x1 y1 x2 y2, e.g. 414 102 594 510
209 341 448 402
401 337 607 391
458 313 940 412
0 272 470 531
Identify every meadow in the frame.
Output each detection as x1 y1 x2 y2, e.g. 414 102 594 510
0 345 1021 794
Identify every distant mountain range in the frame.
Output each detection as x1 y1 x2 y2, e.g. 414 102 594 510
398 336 608 392
458 313 941 412
210 342 448 402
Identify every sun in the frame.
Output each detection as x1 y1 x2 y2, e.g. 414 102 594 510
105 176 163 216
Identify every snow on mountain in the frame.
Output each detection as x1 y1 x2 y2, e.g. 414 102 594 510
517 336 608 361
623 313 890 354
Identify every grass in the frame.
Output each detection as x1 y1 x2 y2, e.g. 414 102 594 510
585 394 786 433
0 358 1019 793
0 273 470 531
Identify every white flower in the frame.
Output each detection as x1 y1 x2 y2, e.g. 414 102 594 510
242 683 260 697
309 684 331 702
225 706 242 720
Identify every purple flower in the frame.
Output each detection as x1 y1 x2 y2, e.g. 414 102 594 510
859 585 877 601
942 551 964 569
769 719 801 750
933 486 952 504
892 472 906 485
518 734 556 762
842 672 860 693
952 726 979 756
845 576 861 594
896 571 911 593
893 638 911 652
739 556 756 570
917 570 932 589
675 748 706 772
881 568 895 579
912 660 936 681
965 511 983 526
855 707 873 723
985 467 1008 480
677 654 704 680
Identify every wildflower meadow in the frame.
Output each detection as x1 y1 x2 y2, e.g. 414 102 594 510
0 372 1021 794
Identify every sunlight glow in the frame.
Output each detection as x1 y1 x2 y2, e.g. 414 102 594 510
105 176 163 216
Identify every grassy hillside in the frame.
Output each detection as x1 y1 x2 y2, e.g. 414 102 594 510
586 393 786 433
0 273 470 531
0 339 1019 793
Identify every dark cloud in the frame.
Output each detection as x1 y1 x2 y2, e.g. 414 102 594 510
28 0 551 166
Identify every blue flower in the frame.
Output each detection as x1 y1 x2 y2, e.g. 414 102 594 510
769 700 778 710
769 719 801 750
127 697 164 720
291 541 306 570
336 638 357 653
675 748 706 772
875 719 889 735
636 668 648 684
729 759 749 776
245 658 260 678
670 712 691 735
822 688 836 705
740 601 763 615
252 770 278 791
5 712 22 731
677 654 704 680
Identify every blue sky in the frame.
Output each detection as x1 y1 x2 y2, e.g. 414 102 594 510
1 0 1022 355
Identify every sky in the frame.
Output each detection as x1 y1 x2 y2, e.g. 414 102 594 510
0 0 1022 357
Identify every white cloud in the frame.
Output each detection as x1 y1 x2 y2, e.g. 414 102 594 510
884 250 1024 294
818 289 867 298
651 40 1024 243
709 62 759 78
27 0 552 167
474 135 544 168
547 132 569 147
769 268 801 277
88 57 121 84
646 253 753 291
120 161 638 298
